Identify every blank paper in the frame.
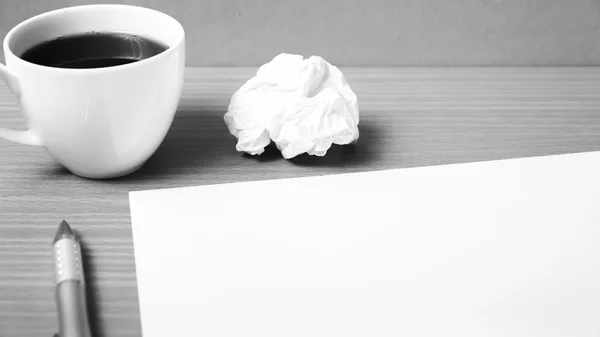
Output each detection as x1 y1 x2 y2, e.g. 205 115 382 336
129 151 600 337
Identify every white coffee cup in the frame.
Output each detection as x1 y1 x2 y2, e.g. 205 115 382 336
0 5 185 179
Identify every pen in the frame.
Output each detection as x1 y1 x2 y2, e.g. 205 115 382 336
52 220 92 337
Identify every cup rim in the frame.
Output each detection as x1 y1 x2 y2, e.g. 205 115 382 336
3 4 185 74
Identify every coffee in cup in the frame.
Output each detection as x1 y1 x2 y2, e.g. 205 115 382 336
21 32 169 69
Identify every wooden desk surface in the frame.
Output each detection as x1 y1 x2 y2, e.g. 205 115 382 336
1 67 599 336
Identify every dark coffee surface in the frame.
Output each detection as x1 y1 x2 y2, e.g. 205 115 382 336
20 32 168 69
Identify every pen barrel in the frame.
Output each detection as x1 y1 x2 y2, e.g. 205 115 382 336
53 236 91 337
56 281 92 337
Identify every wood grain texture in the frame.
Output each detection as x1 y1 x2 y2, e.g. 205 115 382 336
1 0 600 66
1 67 600 337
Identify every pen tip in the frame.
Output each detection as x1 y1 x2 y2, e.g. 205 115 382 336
53 220 74 244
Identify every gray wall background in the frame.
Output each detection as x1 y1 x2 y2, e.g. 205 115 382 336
0 0 599 66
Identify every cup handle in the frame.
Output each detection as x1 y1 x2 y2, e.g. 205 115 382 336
0 63 42 146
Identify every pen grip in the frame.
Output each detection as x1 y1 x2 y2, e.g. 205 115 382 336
56 280 92 337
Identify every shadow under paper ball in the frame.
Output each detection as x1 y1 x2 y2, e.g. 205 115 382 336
245 121 384 168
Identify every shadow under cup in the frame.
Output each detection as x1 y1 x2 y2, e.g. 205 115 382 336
3 5 186 179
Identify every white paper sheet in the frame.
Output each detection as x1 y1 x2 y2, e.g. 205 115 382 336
129 151 600 337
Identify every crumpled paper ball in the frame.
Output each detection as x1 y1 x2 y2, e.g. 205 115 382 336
224 53 359 159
